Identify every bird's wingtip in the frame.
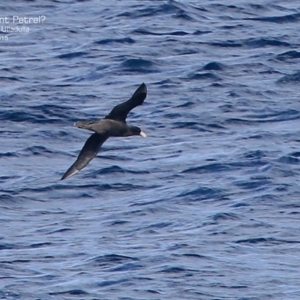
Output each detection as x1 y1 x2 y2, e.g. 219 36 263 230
61 167 79 180
136 82 147 97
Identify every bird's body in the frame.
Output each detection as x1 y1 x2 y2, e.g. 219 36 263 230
61 83 147 180
75 119 143 137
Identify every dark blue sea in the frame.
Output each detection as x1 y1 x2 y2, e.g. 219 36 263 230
1 1 300 299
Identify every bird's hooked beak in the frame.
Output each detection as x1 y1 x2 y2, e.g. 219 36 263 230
140 131 147 138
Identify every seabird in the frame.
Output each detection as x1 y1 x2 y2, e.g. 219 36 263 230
61 83 147 180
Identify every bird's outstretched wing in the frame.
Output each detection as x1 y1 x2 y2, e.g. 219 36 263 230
105 83 147 123
61 133 108 180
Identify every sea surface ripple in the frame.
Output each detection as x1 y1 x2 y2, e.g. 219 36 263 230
1 1 300 299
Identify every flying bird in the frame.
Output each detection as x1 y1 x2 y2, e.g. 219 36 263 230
61 83 147 180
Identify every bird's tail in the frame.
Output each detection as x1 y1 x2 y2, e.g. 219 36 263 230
74 120 94 129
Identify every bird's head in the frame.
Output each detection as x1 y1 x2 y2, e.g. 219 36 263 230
129 126 147 137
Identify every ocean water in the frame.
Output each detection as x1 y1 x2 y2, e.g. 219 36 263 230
1 0 300 299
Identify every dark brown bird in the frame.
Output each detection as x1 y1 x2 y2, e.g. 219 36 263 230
61 83 147 180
